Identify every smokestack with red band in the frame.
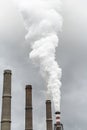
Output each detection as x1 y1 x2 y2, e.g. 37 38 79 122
25 85 33 130
54 112 63 130
55 111 61 125
46 100 53 130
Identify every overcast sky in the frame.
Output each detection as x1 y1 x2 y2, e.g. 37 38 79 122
0 0 87 130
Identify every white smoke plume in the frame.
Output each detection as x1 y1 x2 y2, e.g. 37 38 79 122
16 0 63 111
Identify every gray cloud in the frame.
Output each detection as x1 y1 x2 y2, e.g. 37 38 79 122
57 1 87 129
0 0 87 130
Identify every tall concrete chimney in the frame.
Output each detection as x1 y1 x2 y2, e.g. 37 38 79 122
46 100 53 130
25 85 33 130
1 70 12 130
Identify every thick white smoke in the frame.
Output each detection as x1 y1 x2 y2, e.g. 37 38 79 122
16 0 62 111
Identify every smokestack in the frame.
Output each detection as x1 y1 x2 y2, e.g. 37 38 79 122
46 100 53 130
54 111 63 130
1 70 12 130
55 111 61 125
25 85 33 130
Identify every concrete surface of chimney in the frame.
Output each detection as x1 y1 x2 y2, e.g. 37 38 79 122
46 100 53 130
55 125 61 130
25 85 33 130
1 70 12 130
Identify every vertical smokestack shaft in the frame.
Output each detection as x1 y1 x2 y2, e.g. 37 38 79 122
46 100 53 130
25 85 33 130
56 126 61 130
55 112 61 125
1 70 12 130
54 112 62 130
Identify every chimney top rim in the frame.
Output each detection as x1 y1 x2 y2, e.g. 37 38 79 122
55 111 61 114
46 100 51 103
26 85 32 89
4 70 12 74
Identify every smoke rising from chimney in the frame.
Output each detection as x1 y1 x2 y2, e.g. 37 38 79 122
15 0 63 111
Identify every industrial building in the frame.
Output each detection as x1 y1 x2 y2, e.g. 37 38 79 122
0 70 63 130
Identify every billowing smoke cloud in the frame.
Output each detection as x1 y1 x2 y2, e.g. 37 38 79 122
16 0 62 111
